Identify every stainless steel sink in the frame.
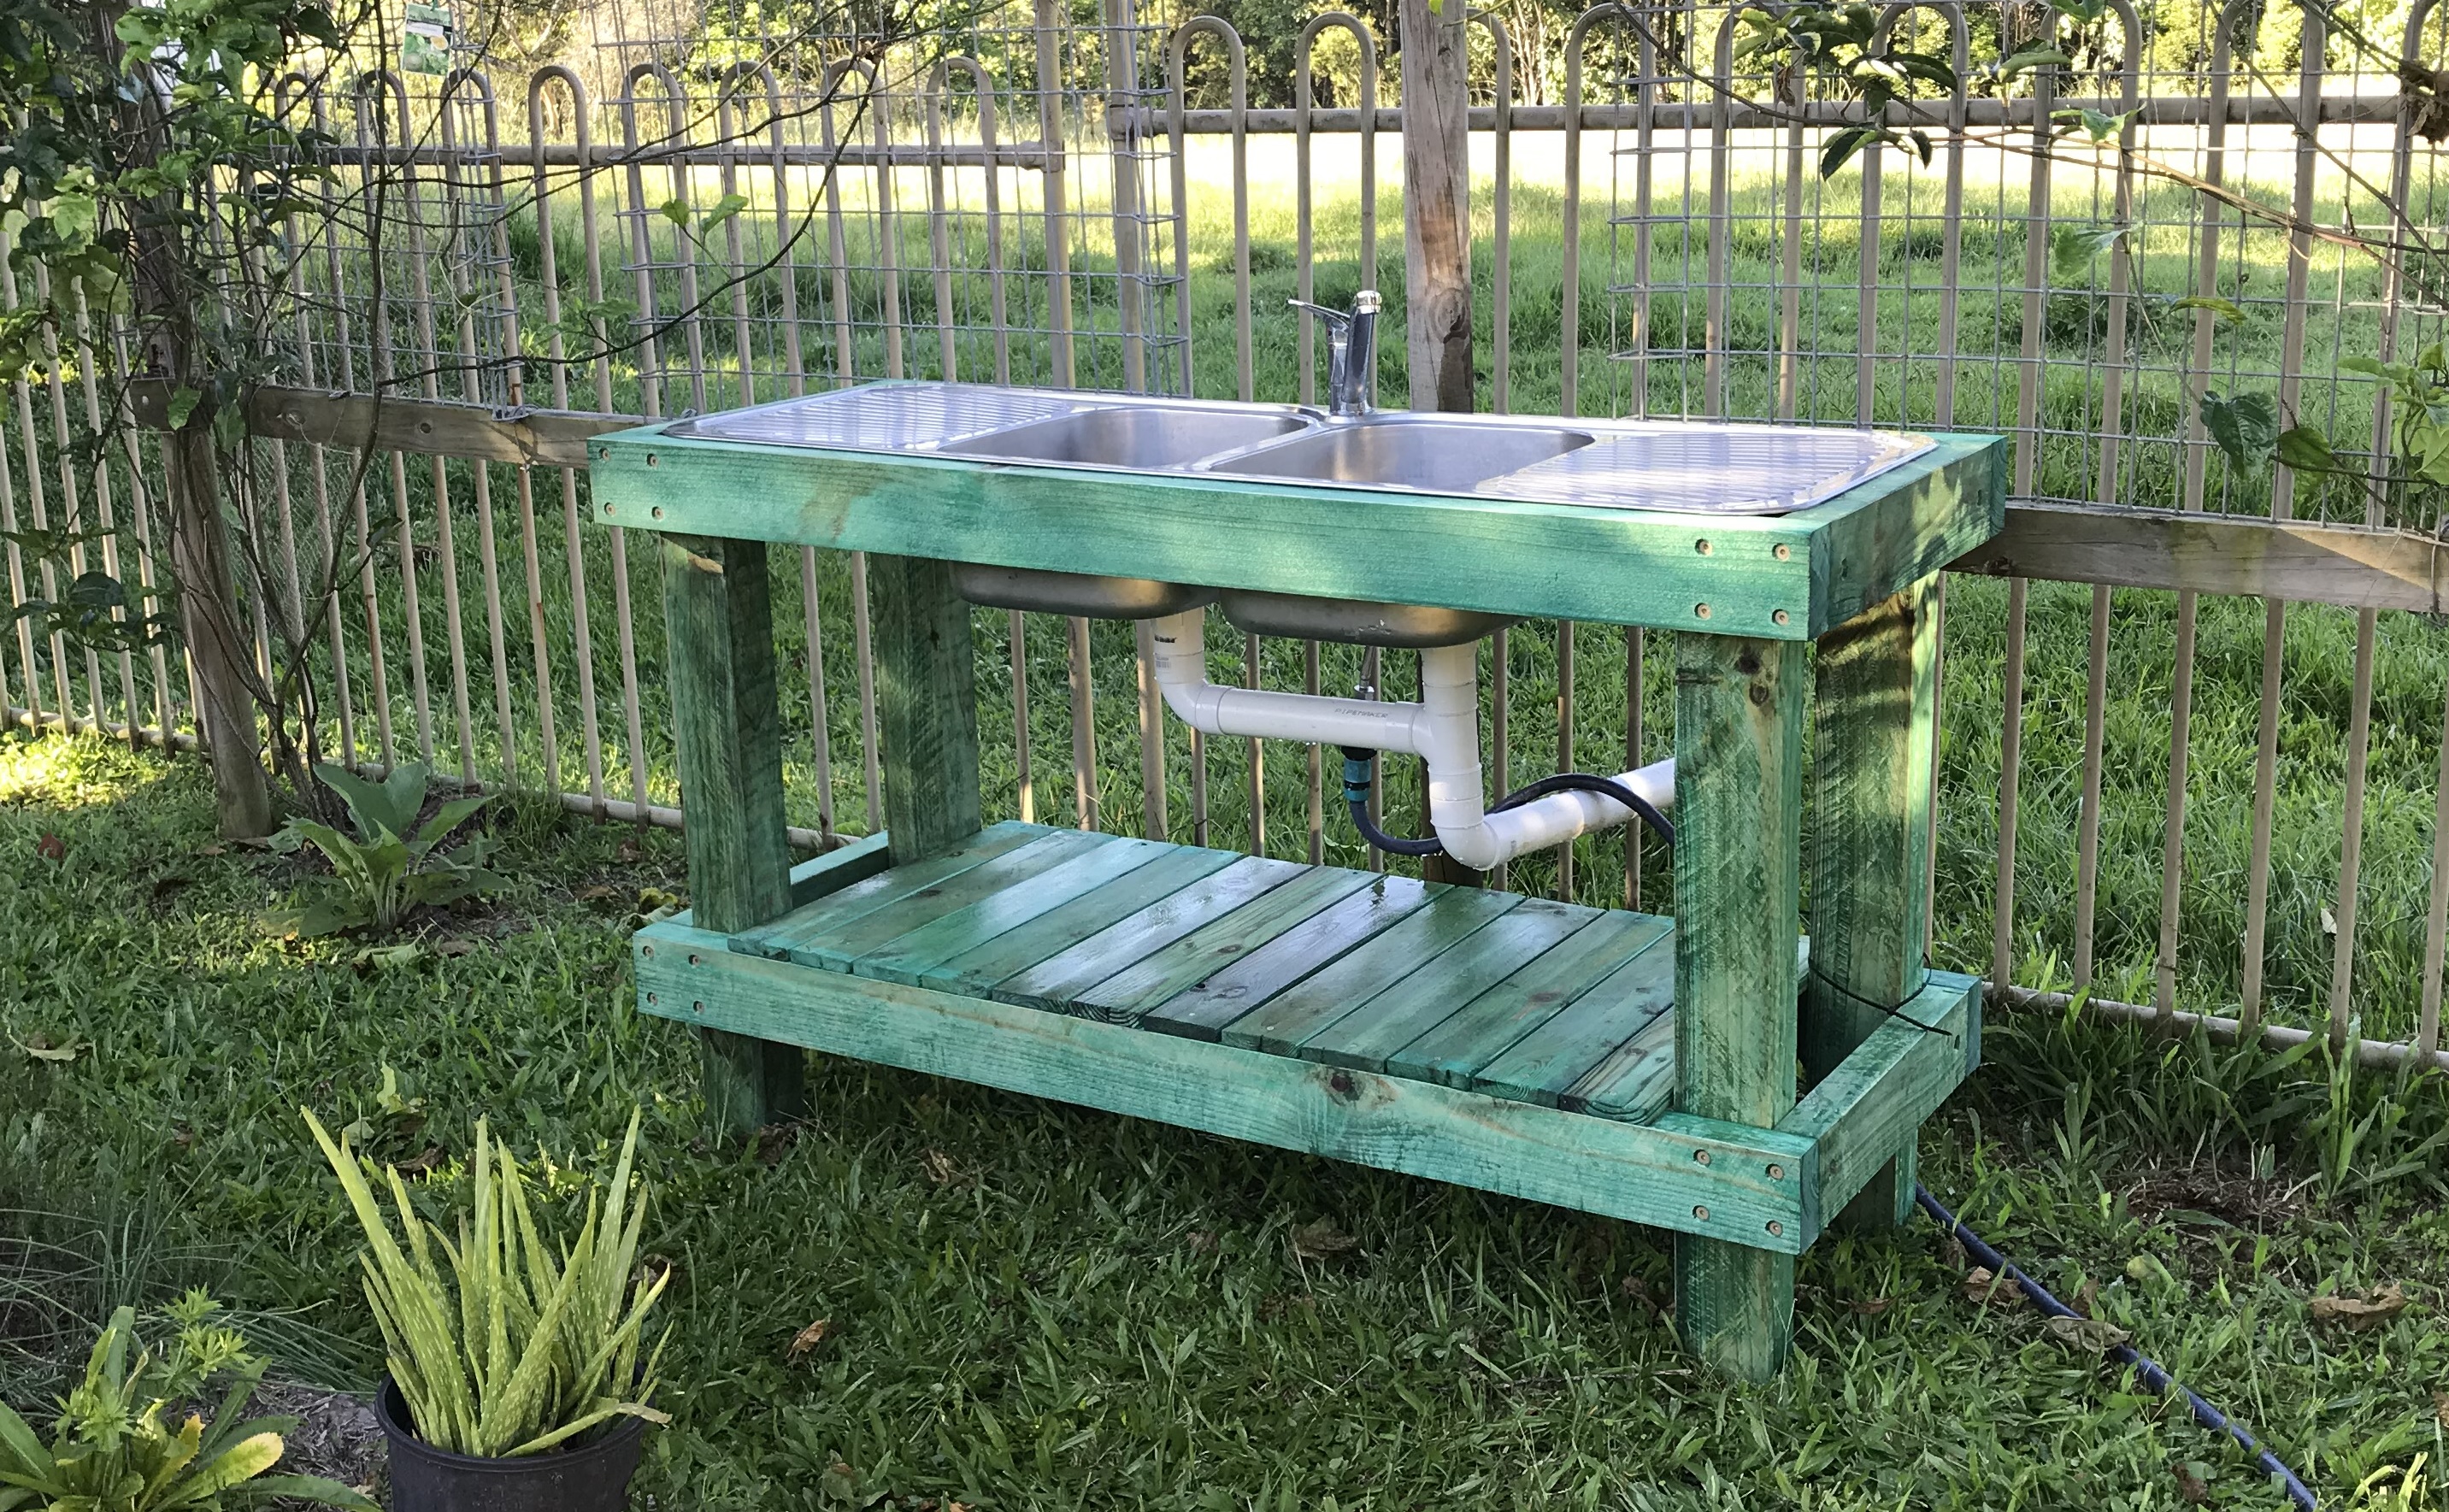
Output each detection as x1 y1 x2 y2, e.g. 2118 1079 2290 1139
938 403 1310 470
1218 590 1514 649
1217 414 1597 491
953 564 1216 620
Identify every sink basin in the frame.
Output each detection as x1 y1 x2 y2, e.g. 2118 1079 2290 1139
952 564 1216 621
938 404 1310 470
1219 415 1596 491
1219 590 1514 648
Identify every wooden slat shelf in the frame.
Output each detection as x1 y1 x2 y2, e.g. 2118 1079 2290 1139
633 823 1981 1254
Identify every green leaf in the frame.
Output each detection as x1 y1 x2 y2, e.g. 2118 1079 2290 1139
2199 391 2281 475
2275 425 2339 474
2171 294 2246 324
658 198 690 227
1999 48 2073 76
2337 355 2393 379
178 1430 286 1497
316 762 424 840
1818 126 1879 179
0 1402 52 1481
167 385 203 429
2052 106 2137 142
233 1473 379 1508
413 794 491 851
2049 222 2128 279
699 192 750 232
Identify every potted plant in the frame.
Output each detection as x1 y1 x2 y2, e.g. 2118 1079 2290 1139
303 1109 672 1512
0 1291 374 1510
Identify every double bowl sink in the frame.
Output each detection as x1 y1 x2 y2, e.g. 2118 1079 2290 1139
668 384 1934 646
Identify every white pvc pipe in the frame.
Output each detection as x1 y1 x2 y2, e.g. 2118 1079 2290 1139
1148 610 1673 870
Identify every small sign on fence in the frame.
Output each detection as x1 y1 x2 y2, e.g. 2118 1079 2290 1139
403 1 452 75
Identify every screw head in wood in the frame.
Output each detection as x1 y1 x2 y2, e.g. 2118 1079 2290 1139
692 1000 704 1014
1695 538 1712 555
1693 1204 1710 1221
1766 1221 1784 1238
645 992 657 1004
1694 603 1711 620
1773 543 1791 561
1693 1149 1710 1165
652 507 665 520
1767 1163 1784 1180
646 453 658 467
1772 609 1790 626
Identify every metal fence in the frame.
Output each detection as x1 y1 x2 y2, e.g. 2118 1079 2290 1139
8 0 2449 1069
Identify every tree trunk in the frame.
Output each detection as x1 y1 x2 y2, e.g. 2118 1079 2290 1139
165 428 274 837
1403 0 1482 886
96 5 277 837
1400 0 1474 415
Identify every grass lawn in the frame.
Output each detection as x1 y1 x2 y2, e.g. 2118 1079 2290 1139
3 732 2446 1509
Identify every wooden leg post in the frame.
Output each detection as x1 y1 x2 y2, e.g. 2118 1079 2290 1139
661 532 804 1134
870 554 983 865
1805 577 1939 1228
1673 632 1804 1381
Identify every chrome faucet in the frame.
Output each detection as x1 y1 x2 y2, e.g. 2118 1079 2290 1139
1286 289 1381 418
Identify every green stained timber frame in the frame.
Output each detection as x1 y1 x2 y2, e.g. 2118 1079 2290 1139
586 417 2005 641
630 911 1979 1255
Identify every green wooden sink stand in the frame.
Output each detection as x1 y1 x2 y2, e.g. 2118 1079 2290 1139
591 412 2007 1380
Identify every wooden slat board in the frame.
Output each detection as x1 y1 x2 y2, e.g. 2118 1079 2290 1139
715 826 1728 1122
592 420 2005 640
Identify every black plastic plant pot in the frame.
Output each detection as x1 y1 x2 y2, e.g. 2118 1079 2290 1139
376 1378 648 1512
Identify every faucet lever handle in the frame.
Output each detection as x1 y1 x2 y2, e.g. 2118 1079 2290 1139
1285 296 1351 333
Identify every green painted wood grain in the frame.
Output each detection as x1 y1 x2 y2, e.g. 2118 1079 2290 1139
1221 887 1524 1057
632 919 1814 1250
1140 874 1442 1039
871 552 983 864
1804 576 1940 1229
592 425 2004 638
1781 971 1979 1221
850 836 1176 985
736 821 1044 960
1559 1003 1678 1123
1670 631 1806 1383
789 829 1109 969
659 532 803 1133
1068 867 1376 1023
1387 911 1672 1089
916 845 1243 994
1298 897 1596 1073
1472 925 1676 1106
789 832 895 907
996 855 1309 1009
1805 436 2007 633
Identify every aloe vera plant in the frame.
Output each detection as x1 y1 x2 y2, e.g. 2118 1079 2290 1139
301 1109 672 1459
268 762 504 937
0 1294 374 1511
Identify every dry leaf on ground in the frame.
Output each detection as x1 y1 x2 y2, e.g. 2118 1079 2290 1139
921 1148 969 1185
16 1032 85 1063
2045 1314 2134 1352
1290 1218 1359 1261
35 832 63 861
786 1318 830 1359
1963 1267 2022 1306
2433 1389 2448 1428
2170 1461 2211 1504
2310 1283 2411 1331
